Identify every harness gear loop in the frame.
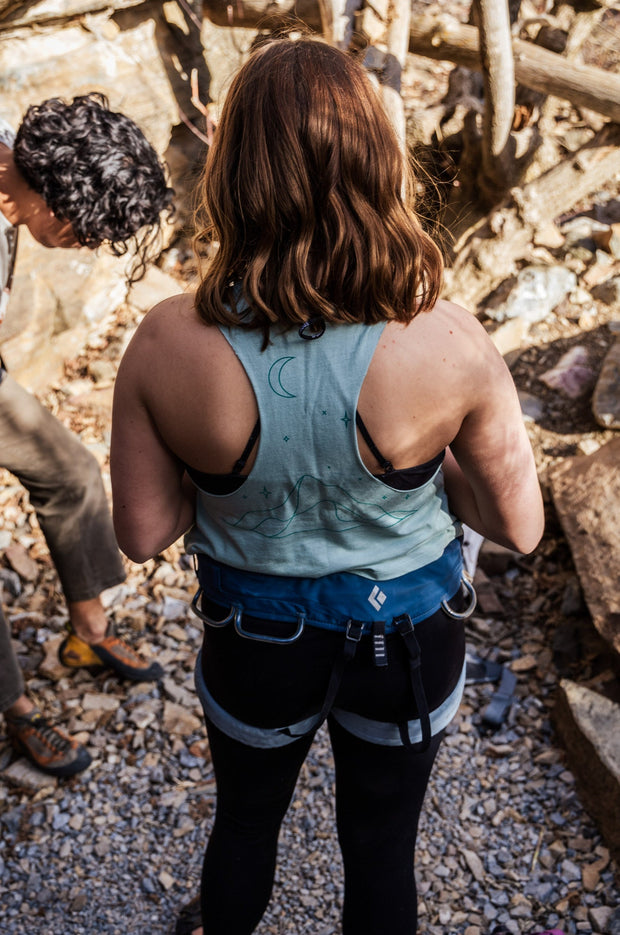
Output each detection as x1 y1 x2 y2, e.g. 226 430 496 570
191 587 306 645
394 613 432 752
190 587 235 628
235 611 306 645
441 576 477 619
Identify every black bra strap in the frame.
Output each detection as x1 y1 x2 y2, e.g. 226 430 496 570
232 418 261 475
355 412 393 473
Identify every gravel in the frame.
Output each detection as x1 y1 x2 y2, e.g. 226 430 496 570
1 540 619 935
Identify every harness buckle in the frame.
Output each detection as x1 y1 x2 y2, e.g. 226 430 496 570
393 613 414 637
345 619 365 643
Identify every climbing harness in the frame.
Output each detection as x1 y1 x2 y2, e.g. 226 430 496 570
191 570 475 751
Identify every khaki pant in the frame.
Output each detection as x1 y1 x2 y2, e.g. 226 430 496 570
0 370 125 712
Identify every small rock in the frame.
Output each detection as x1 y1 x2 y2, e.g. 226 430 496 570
0 566 21 597
82 692 121 713
539 346 596 399
486 265 577 324
462 848 485 881
38 635 72 680
589 906 614 933
158 870 175 891
128 700 159 729
578 438 601 456
1 758 57 792
592 275 620 306
581 863 600 891
163 701 202 736
4 543 39 582
70 894 88 912
518 390 545 422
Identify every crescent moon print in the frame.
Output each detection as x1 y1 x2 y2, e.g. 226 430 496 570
267 356 297 398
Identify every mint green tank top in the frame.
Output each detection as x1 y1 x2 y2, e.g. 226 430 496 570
184 321 461 580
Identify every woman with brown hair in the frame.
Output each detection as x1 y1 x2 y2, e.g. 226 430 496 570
111 36 544 935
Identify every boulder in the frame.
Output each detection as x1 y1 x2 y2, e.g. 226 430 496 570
0 3 177 156
1 232 133 390
553 679 620 861
592 338 620 429
0 1 196 386
549 438 620 657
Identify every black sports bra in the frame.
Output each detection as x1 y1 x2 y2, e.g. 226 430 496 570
185 414 445 495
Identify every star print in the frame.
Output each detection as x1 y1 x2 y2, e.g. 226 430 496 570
283 435 290 442
341 412 351 428
261 486 271 498
322 410 327 415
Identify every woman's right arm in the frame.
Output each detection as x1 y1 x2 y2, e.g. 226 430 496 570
441 309 544 554
111 298 197 564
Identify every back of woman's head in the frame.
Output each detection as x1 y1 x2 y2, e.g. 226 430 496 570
195 36 442 338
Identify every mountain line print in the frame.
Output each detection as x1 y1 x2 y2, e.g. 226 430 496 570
225 474 425 539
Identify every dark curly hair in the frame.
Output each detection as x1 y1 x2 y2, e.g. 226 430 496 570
13 93 174 280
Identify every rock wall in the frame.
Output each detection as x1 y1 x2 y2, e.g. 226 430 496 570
0 0 246 389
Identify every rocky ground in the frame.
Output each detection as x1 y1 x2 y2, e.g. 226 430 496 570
0 258 619 935
2 2 620 932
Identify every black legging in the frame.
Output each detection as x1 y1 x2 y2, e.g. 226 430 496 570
197 602 464 934
202 717 442 935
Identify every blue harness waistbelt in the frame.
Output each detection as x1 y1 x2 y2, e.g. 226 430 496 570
193 537 464 635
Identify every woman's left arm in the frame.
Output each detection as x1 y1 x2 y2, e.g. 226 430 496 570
110 307 196 564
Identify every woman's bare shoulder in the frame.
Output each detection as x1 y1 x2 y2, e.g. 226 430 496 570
389 299 497 368
413 299 490 340
131 292 228 353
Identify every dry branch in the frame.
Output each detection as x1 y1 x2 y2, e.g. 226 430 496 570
409 12 620 123
380 0 411 150
474 0 516 198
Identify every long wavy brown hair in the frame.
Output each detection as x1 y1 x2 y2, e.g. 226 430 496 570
194 36 443 341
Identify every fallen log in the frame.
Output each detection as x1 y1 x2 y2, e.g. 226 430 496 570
201 0 322 29
199 3 620 123
408 12 620 124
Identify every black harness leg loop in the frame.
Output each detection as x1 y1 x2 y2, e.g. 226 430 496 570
316 619 364 725
394 614 432 752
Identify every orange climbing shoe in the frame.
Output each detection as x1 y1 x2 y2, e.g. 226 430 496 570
5 708 91 778
58 622 163 683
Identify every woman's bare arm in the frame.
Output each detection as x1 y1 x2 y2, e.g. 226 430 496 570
110 300 196 563
440 308 544 554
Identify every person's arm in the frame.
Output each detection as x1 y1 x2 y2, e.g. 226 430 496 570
442 322 544 555
110 308 196 564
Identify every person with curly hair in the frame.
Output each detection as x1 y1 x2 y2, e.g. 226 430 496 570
0 93 174 778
